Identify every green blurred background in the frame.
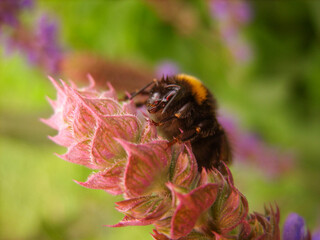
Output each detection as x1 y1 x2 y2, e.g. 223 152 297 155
1 0 319 239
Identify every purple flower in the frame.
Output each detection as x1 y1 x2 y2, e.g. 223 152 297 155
210 0 251 24
0 0 33 27
283 213 309 240
31 14 63 73
209 0 252 62
232 0 251 23
4 14 63 74
313 229 320 240
218 114 294 177
155 61 180 78
1 1 63 73
210 0 229 21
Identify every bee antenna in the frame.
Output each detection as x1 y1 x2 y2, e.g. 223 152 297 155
129 80 156 100
154 78 159 86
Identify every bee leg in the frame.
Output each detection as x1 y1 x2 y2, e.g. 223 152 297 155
150 115 177 126
173 102 193 119
166 136 180 148
153 102 192 128
155 102 193 127
166 127 200 148
191 122 232 170
174 119 216 143
164 103 196 148
165 128 197 149
180 129 198 141
166 125 204 148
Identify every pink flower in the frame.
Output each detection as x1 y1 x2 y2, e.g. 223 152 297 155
43 77 280 239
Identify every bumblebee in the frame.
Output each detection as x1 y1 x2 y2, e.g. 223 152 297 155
130 74 231 171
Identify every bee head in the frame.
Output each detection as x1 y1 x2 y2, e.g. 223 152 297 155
147 83 180 114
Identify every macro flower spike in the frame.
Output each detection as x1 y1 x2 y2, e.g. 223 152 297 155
43 77 281 239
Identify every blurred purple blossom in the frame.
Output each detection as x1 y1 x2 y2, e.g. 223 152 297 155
29 15 63 73
4 14 63 74
283 213 308 240
232 0 251 23
313 230 320 240
283 213 320 240
218 114 294 177
282 213 313 240
0 0 33 28
210 0 228 21
209 0 252 62
155 60 180 78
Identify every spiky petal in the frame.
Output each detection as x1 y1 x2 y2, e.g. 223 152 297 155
168 183 219 239
44 77 283 239
239 204 280 240
42 77 141 171
119 139 171 197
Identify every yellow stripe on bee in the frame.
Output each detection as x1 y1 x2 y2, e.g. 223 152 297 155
176 74 207 104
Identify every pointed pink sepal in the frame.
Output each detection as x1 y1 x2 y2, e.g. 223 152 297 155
167 182 219 239
75 160 125 195
118 139 171 197
110 195 170 227
171 144 198 188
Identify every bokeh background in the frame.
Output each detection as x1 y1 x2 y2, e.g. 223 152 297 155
1 0 320 239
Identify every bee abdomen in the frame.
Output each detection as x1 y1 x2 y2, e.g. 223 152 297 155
191 130 232 171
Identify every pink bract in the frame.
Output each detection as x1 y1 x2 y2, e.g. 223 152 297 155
43 77 280 239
